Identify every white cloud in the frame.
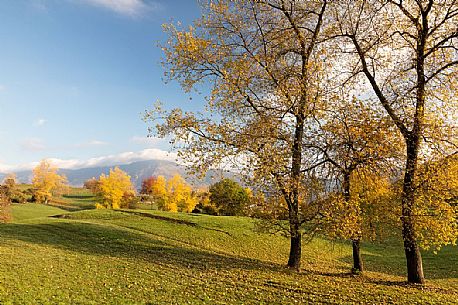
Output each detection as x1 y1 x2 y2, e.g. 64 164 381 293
74 139 109 148
0 85 6 92
81 0 160 17
130 135 165 146
0 148 178 172
34 118 47 126
0 163 14 173
63 148 178 168
88 140 107 145
21 138 46 152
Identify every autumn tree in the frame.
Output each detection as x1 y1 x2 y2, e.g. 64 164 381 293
319 169 398 273
209 178 250 216
83 178 100 194
153 176 167 197
332 0 458 283
3 173 16 190
194 187 218 215
97 167 135 209
0 184 11 223
32 160 68 204
304 98 403 273
160 174 198 213
147 0 331 271
139 175 167 207
409 155 458 252
1 174 18 203
141 176 157 196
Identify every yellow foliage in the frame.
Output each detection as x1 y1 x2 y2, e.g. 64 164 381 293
321 169 398 241
153 175 167 198
97 167 135 209
413 156 458 251
95 203 106 210
153 174 197 213
321 194 361 240
0 192 11 223
32 159 68 204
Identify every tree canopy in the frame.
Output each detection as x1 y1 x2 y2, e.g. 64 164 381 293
209 178 250 216
96 167 135 209
32 160 68 204
147 0 458 283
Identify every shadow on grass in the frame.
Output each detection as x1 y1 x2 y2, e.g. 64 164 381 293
48 203 95 212
336 241 458 280
62 195 95 199
0 221 283 274
116 210 233 236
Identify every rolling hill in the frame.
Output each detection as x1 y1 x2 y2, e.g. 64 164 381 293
2 201 457 304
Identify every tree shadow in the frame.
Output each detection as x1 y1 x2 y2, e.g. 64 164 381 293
337 246 458 280
48 204 93 212
62 195 95 199
0 221 283 274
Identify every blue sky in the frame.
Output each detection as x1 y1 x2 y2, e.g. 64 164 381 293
0 0 202 172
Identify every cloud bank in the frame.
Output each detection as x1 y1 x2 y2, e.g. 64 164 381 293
0 148 178 173
130 135 165 146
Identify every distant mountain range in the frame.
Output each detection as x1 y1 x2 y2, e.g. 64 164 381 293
0 160 235 190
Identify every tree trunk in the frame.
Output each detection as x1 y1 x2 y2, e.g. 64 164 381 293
286 101 305 271
403 227 424 284
351 239 363 274
401 140 425 284
287 222 302 271
343 171 364 274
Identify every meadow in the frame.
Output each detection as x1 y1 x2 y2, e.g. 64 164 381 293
0 190 456 304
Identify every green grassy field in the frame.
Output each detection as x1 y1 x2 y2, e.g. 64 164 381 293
0 194 457 304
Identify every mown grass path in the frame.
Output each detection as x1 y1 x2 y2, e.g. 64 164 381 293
0 203 457 304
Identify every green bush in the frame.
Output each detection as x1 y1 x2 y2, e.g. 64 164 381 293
209 179 249 216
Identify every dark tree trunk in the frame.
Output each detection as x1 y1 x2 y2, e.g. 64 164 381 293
401 140 425 284
343 171 364 274
404 236 424 284
342 171 351 202
287 227 302 271
352 6 429 284
278 1 326 273
287 99 305 271
351 239 363 274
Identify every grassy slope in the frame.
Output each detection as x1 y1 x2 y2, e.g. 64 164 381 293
0 197 457 304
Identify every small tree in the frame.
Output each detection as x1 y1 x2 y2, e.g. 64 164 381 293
0 189 11 223
209 179 250 216
305 98 402 274
140 176 157 208
161 174 198 213
32 160 68 204
411 155 458 252
194 188 219 215
149 175 167 209
141 176 157 196
83 178 100 194
148 175 199 213
1 173 22 203
3 173 16 191
97 167 135 209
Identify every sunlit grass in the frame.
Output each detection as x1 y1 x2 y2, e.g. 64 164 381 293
0 191 456 304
